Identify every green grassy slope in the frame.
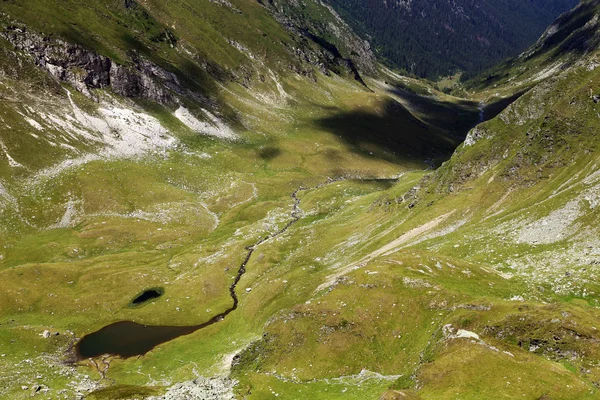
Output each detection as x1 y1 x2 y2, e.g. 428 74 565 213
228 2 600 399
1 0 599 400
0 2 486 399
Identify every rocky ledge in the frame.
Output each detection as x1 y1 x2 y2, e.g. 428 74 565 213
148 377 237 400
1 25 180 104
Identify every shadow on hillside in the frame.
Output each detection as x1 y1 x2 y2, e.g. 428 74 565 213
314 87 525 167
482 90 529 120
257 146 282 160
389 86 481 138
314 98 460 167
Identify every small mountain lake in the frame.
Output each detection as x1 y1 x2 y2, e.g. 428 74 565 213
130 288 164 306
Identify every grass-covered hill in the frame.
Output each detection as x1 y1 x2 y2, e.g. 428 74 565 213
1 0 600 399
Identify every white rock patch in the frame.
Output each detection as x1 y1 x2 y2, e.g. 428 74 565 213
174 106 236 140
455 329 480 340
516 199 580 244
148 376 236 400
0 181 16 206
65 90 175 158
97 106 175 157
51 198 81 229
532 62 564 82
0 140 24 168
25 117 44 131
33 91 177 179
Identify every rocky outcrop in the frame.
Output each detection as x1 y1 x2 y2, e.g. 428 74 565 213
1 25 179 104
258 0 376 82
110 53 180 104
463 126 493 146
148 377 236 400
316 0 376 74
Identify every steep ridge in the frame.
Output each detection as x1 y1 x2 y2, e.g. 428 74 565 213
325 0 579 78
466 0 600 94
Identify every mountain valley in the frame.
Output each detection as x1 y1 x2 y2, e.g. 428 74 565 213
0 1 599 399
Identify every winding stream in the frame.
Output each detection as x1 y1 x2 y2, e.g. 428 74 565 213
76 179 340 359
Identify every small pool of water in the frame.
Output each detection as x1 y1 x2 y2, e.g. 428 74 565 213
76 321 197 359
131 288 164 306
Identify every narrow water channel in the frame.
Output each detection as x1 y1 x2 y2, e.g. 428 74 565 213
76 182 333 359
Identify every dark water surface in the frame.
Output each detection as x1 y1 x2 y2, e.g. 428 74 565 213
131 288 164 305
75 312 233 359
76 322 198 359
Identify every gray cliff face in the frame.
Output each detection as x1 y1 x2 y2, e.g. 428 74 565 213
1 25 178 104
1 15 374 105
0 0 379 108
110 53 180 104
316 0 376 75
258 0 376 80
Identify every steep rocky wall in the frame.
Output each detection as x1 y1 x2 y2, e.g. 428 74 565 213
1 25 179 104
258 0 376 81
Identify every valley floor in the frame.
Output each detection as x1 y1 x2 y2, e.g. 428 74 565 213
2 44 600 400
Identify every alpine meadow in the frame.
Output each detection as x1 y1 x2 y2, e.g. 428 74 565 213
0 0 600 399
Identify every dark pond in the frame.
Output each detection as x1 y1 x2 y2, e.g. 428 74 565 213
76 290 240 359
75 301 240 359
131 288 164 306
76 321 197 359
76 247 252 359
